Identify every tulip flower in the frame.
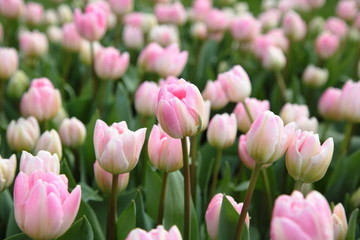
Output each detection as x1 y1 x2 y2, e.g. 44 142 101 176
336 0 357 21
61 22 83 52
318 87 342 121
93 161 129 194
191 22 208 40
154 43 187 78
58 4 73 23
47 26 63 44
7 116 40 152
0 154 16 192
0 47 18 80
205 9 229 33
80 40 102 65
155 2 187 25
14 171 81 240
271 191 333 240
302 65 328 87
126 225 182 240
35 130 63 160
23 2 43 26
123 25 144 50
202 80 229 110
6 70 29 99
315 32 339 59
332 203 348 240
20 150 60 175
207 113 237 149
262 46 286 71
149 25 180 47
74 6 107 41
230 15 260 42
19 30 48 58
324 17 348 39
282 11 307 41
135 81 160 117
339 80 360 123
59 117 87 148
109 0 133 15
138 42 164 73
0 0 24 19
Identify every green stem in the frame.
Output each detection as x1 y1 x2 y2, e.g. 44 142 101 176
234 163 262 240
181 137 191 240
157 172 168 225
0 80 4 114
190 135 198 203
209 148 223 198
90 42 97 98
275 70 289 102
341 122 353 156
107 174 119 240
242 100 254 123
261 168 272 211
321 121 330 141
73 149 80 182
294 180 303 191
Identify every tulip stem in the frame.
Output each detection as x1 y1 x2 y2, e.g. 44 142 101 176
321 121 331 141
190 135 198 203
209 149 223 198
242 100 254 123
261 168 272 212
107 174 119 240
234 163 262 240
0 80 4 115
275 70 289 102
181 137 191 240
294 180 303 191
73 149 80 182
157 172 168 225
90 42 97 98
341 122 353 156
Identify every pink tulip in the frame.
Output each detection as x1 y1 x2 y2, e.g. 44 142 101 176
123 25 144 50
332 203 348 240
109 0 133 15
200 100 211 132
246 111 295 165
126 228 152 240
155 2 187 25
233 98 270 133
0 0 24 19
339 80 360 122
282 11 307 41
0 23 2 43
59 117 87 148
14 171 81 239
259 8 281 30
271 190 333 240
280 103 309 124
126 225 182 240
262 46 286 71
93 161 129 194
156 78 205 138
206 193 249 240
191 22 208 40
202 80 229 110
205 9 229 33
155 44 188 77
302 65 328 87
19 30 48 58
318 87 342 120
124 12 157 33
95 47 129 80
74 6 107 41
267 29 290 53
192 0 211 22
207 113 237 149
20 78 62 121
295 117 319 132
62 22 83 52
0 47 18 80
138 42 164 73
307 0 326 10
0 154 17 192
20 150 60 175
149 25 179 47
7 116 40 152
23 2 43 26
94 120 146 174
218 65 251 102
324 17 348 38
336 0 357 22
47 26 63 44
238 134 256 169
135 81 160 116
35 130 63 160
230 15 260 42
315 32 339 59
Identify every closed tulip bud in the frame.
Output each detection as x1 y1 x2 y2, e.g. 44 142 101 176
207 113 237 149
200 100 211 132
109 0 133 15
138 42 164 73
126 225 182 240
0 47 18 80
6 70 29 99
155 44 188 77
123 25 144 50
324 17 348 39
259 9 281 31
315 32 340 59
149 25 180 47
95 47 129 80
93 161 129 194
124 13 158 33
135 81 160 116
74 7 107 41
154 2 187 25
280 103 310 124
58 4 72 23
202 80 229 110
0 154 16 192
247 111 295 165
148 125 183 172
282 11 307 41
318 87 342 121
14 171 81 240
303 65 328 87
19 30 48 58
0 0 24 19
20 150 60 175
21 78 62 122
80 40 102 65
336 0 356 22
191 22 208 40
23 2 43 26
333 203 348 240
62 23 83 52
44 9 58 25
262 46 286 71
286 130 333 183
233 98 270 133
192 0 211 22
271 191 333 240
47 26 63 44
206 193 249 240
339 80 360 122
230 15 261 42
218 65 252 102
59 117 86 148
35 130 63 160
7 117 40 152
156 79 205 138
94 120 146 174
205 9 229 33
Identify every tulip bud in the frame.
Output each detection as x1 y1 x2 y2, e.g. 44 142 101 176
336 0 356 22
95 47 130 80
262 46 286 71
0 0 24 19
20 150 60 175
332 203 348 240
318 87 342 121
207 113 237 149
302 65 328 87
155 44 188 77
205 9 229 33
123 25 144 50
233 98 270 133
126 225 182 240
74 7 107 41
109 0 133 15
280 103 309 124
206 193 249 240
230 15 260 42
62 23 83 52
154 2 187 25
259 9 281 31
282 11 307 41
94 161 129 194
247 111 295 165
47 26 63 44
202 80 229 110
0 154 16 192
149 25 180 47
6 70 29 99
286 130 333 183
23 2 43 26
58 4 73 23
59 117 86 148
19 30 48 58
44 9 58 25
0 47 18 80
94 120 146 174
14 171 81 240
339 80 360 122
80 40 102 65
134 81 160 116
315 32 339 59
191 22 207 40
138 42 164 73
324 17 348 39
7 116 40 152
218 65 252 102
35 130 63 160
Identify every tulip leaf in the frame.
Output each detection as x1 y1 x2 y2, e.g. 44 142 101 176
122 66 140 94
76 201 105 240
116 200 136 240
4 233 31 240
144 163 162 220
5 209 21 237
133 189 153 230
0 190 13 239
107 83 133 128
58 216 93 240
195 40 218 89
79 183 103 202
345 208 358 240
60 159 77 189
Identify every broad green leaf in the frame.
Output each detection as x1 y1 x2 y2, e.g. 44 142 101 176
116 200 136 240
58 216 93 240
107 83 132 127
79 183 103 202
6 209 21 237
60 159 77 189
76 201 105 240
144 163 162 220
0 190 13 239
4 233 31 240
345 209 358 240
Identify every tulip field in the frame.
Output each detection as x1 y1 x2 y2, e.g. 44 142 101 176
1 0 360 239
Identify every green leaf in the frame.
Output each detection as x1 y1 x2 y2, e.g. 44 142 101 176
116 200 136 240
195 40 218 89
60 159 77 189
79 183 103 202
0 190 13 239
58 216 93 240
122 66 140 93
4 233 31 240
107 84 132 127
217 161 231 194
144 163 162 220
6 209 21 237
76 201 105 240
345 209 358 240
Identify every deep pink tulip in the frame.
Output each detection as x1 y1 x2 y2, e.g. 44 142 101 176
138 42 164 73
20 150 60 175
318 87 342 121
74 6 107 41
202 80 229 110
94 46 129 80
0 0 24 19
230 15 260 42
155 44 188 77
135 81 160 116
93 161 129 194
62 22 83 52
207 113 237 149
0 47 18 80
14 171 81 239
